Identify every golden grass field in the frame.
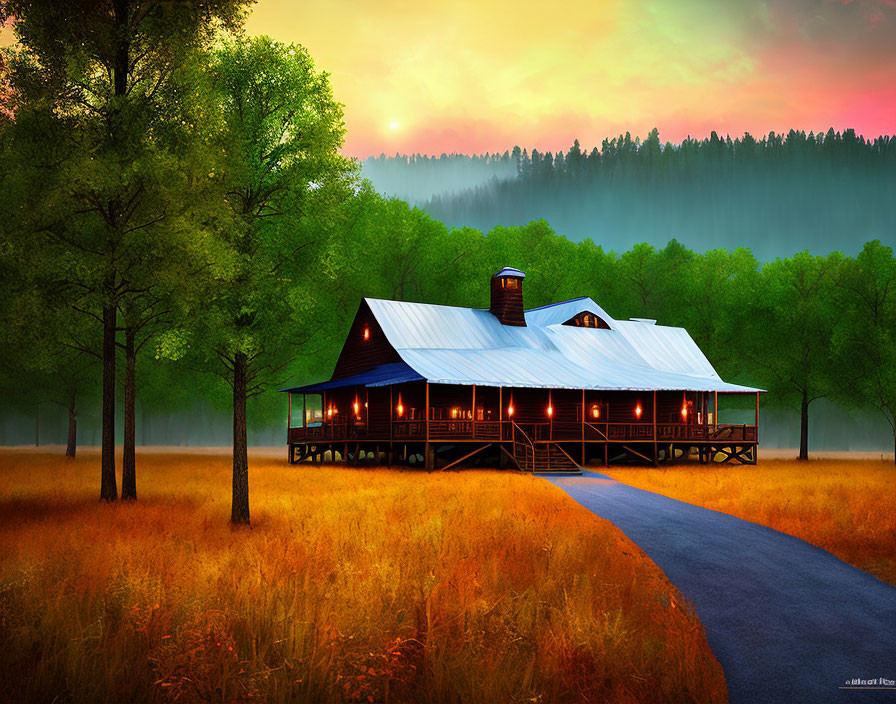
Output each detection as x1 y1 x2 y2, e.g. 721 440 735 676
607 459 896 585
0 450 726 704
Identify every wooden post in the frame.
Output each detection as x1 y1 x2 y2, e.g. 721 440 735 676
388 386 393 467
549 390 553 441
755 391 760 442
652 390 658 466
472 384 476 439
499 387 503 441
581 389 586 465
425 382 431 470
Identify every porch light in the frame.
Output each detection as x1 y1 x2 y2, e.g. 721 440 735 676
396 394 404 418
327 406 333 418
547 404 553 418
363 327 370 341
635 402 642 419
590 404 600 419
353 398 360 416
451 407 459 419
507 402 514 417
681 404 688 420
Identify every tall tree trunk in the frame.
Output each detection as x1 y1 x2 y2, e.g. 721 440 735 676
231 351 250 525
121 326 137 500
113 0 129 97
798 388 809 462
101 303 118 501
66 392 77 460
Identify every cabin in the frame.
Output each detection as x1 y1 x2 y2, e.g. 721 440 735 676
281 267 762 473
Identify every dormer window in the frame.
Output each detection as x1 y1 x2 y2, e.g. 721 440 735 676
563 311 611 329
502 278 519 289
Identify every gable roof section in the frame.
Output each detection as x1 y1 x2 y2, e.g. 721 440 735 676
359 297 760 393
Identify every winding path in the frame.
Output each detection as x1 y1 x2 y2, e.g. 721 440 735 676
547 472 896 704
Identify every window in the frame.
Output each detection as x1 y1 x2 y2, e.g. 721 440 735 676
562 312 610 329
502 277 519 290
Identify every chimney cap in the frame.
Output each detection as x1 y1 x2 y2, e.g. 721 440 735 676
493 267 525 279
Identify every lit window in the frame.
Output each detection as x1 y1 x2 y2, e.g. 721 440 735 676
506 278 518 289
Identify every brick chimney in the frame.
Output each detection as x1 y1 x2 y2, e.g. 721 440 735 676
490 267 526 326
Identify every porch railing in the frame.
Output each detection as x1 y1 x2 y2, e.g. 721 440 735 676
288 420 757 444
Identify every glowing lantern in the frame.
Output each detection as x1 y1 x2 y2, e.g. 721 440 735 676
635 402 643 419
396 394 404 418
681 404 688 420
590 404 600 419
363 327 370 341
547 404 553 418
353 398 360 416
507 402 515 418
327 406 333 418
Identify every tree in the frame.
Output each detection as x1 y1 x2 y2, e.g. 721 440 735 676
1 0 249 500
743 252 842 460
833 242 896 465
166 37 356 525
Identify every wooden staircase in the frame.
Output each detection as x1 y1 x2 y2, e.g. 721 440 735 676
512 422 582 474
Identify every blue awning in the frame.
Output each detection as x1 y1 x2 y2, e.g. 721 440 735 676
278 362 425 394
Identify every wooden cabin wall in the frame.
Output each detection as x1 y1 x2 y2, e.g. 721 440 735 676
332 301 402 380
507 388 552 424
392 381 426 420
606 392 653 423
551 389 580 423
367 386 390 436
475 387 500 420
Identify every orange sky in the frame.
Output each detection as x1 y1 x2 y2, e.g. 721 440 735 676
245 0 896 157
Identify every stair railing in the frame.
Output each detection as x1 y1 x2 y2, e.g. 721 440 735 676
512 421 536 471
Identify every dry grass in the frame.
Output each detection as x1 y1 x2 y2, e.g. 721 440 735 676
607 459 896 585
0 450 727 704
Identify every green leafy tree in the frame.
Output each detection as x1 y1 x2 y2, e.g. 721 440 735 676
833 242 896 464
0 0 248 500
165 37 356 525
743 252 843 460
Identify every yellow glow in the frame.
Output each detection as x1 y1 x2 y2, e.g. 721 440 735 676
389 120 400 131
397 394 404 418
635 403 643 419
547 404 553 418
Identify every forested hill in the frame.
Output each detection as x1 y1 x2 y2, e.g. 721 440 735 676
360 129 896 261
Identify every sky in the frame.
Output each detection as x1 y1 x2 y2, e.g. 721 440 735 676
3 1 894 158
244 0 896 158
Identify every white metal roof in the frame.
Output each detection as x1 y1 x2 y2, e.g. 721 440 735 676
363 296 761 393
